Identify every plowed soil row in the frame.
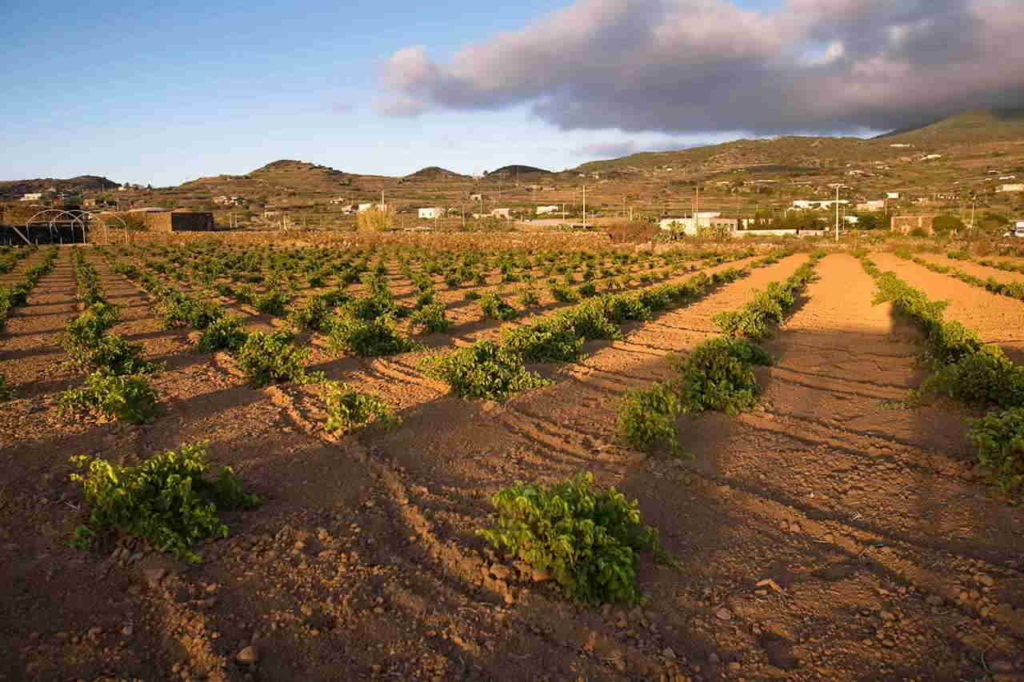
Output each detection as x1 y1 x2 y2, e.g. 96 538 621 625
872 252 1024 363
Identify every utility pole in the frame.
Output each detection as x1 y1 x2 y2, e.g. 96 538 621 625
833 184 841 243
582 184 587 229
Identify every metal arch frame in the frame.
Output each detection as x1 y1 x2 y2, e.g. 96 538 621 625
84 210 130 245
22 209 90 245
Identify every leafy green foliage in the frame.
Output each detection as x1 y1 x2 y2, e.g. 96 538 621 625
501 322 584 363
714 260 818 341
549 283 579 303
0 373 12 401
479 293 519 321
410 302 449 333
424 341 549 401
69 443 259 562
236 331 310 386
479 473 665 604
160 293 223 330
675 338 772 414
923 347 1024 410
195 316 249 353
328 314 412 357
321 382 397 434
969 408 1024 494
253 289 291 316
617 383 684 455
59 371 159 424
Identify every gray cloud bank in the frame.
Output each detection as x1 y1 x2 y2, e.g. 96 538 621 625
377 0 1024 134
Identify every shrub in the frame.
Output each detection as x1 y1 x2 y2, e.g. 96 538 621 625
288 293 339 332
479 293 519 321
161 294 223 330
550 283 579 303
253 289 290 316
59 371 159 424
328 314 412 357
501 323 584 363
321 382 397 434
0 373 11 401
410 302 449 333
69 442 259 562
424 341 549 401
923 347 1024 410
518 288 539 307
84 334 153 375
617 382 684 455
479 473 665 604
969 408 1024 493
552 303 619 341
236 331 310 386
676 338 772 414
195 316 248 353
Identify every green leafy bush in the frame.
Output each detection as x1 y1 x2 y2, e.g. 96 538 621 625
549 283 579 303
161 294 223 330
479 473 665 604
195 316 248 353
236 331 310 386
424 341 549 401
617 383 684 455
59 371 159 424
676 337 771 414
923 347 1024 410
479 293 519 321
410 302 449 333
253 289 291 316
714 261 817 341
321 382 397 434
328 314 412 357
501 323 584 363
69 442 259 562
969 408 1024 493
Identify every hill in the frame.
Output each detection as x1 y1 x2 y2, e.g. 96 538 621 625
484 165 552 180
0 175 119 200
876 109 1024 144
404 166 468 181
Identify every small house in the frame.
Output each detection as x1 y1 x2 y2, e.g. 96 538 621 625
418 207 443 220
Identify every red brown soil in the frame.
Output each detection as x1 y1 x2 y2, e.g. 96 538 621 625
2 248 1024 681
917 252 1024 285
872 252 1024 363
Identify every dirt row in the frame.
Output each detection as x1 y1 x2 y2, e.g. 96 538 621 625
872 252 1024 363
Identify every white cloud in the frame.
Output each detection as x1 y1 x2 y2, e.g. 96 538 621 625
377 0 1024 134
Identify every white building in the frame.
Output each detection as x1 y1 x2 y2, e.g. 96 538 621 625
886 192 902 200
20 192 43 202
791 200 850 210
659 212 737 235
536 205 560 216
857 200 886 212
998 184 1024 193
418 207 443 219
469 193 482 201
491 208 512 219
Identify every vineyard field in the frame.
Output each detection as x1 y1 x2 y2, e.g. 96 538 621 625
1 237 1024 681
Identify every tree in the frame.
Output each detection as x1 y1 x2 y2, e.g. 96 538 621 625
933 214 964 235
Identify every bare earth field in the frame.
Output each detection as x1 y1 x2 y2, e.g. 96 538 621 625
2 243 1024 682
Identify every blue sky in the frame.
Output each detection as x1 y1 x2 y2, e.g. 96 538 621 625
2 0 790 185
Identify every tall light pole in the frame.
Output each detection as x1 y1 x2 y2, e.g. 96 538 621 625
582 184 587 229
830 184 844 243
